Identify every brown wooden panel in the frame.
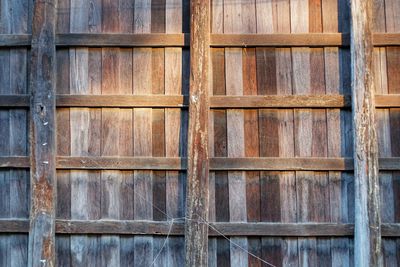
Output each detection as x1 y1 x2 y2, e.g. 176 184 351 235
375 94 400 107
1 33 400 48
211 95 350 108
211 33 349 47
56 33 189 47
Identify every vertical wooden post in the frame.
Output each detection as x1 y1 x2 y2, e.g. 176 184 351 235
350 0 382 266
185 0 210 266
28 0 58 266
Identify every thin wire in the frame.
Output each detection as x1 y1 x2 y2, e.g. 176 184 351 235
151 218 175 267
54 117 277 267
133 184 277 267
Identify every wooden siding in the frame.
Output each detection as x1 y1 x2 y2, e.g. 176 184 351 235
0 0 399 266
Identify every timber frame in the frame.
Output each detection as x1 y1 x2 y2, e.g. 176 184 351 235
0 0 398 266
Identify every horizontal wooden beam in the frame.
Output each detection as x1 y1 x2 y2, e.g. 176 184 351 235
57 95 189 108
0 219 30 232
378 158 400 170
0 219 400 237
375 94 400 108
0 34 31 46
2 219 399 237
211 33 350 47
0 95 30 107
1 33 400 48
56 220 184 235
373 33 400 46
2 94 399 109
210 157 354 171
56 33 189 47
0 219 353 236
381 223 400 237
56 157 186 170
1 156 400 171
210 95 351 108
0 156 30 168
209 222 354 236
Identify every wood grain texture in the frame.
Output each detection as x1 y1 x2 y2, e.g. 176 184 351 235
28 0 57 266
133 2 153 264
3 33 400 48
185 0 209 266
224 0 248 265
351 0 382 266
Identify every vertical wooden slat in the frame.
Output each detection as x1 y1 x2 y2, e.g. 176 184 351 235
133 1 153 265
210 2 224 265
350 0 382 266
69 1 102 265
55 0 71 265
223 1 248 266
185 0 210 266
291 0 314 266
118 2 134 266
151 9 167 265
28 0 58 266
0 18 11 264
165 0 185 264
101 2 122 262
212 48 230 267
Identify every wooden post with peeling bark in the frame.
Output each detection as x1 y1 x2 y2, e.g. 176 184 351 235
350 0 382 266
185 0 210 266
28 0 58 266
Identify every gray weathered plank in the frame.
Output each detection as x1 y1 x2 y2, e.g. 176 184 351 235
350 0 382 265
28 0 58 266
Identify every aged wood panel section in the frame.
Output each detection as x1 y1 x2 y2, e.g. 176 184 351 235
133 1 154 265
385 3 400 263
0 0 30 266
101 1 123 265
351 0 382 266
185 0 209 266
28 0 57 266
165 1 186 265
224 0 248 265
55 0 71 265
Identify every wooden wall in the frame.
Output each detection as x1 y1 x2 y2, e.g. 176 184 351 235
209 0 354 266
55 0 189 266
0 0 399 266
374 0 400 265
0 0 31 266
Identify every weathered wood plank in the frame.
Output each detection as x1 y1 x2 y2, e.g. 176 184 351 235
0 42 11 266
211 33 349 47
0 94 357 109
375 94 400 107
211 95 350 108
100 43 121 266
1 219 364 237
4 156 400 171
0 34 31 46
350 0 382 265
165 1 185 265
28 0 58 266
211 46 230 267
185 0 210 266
133 2 153 265
0 157 30 168
118 6 135 266
56 33 188 47
1 33 400 48
57 94 188 107
55 21 71 265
